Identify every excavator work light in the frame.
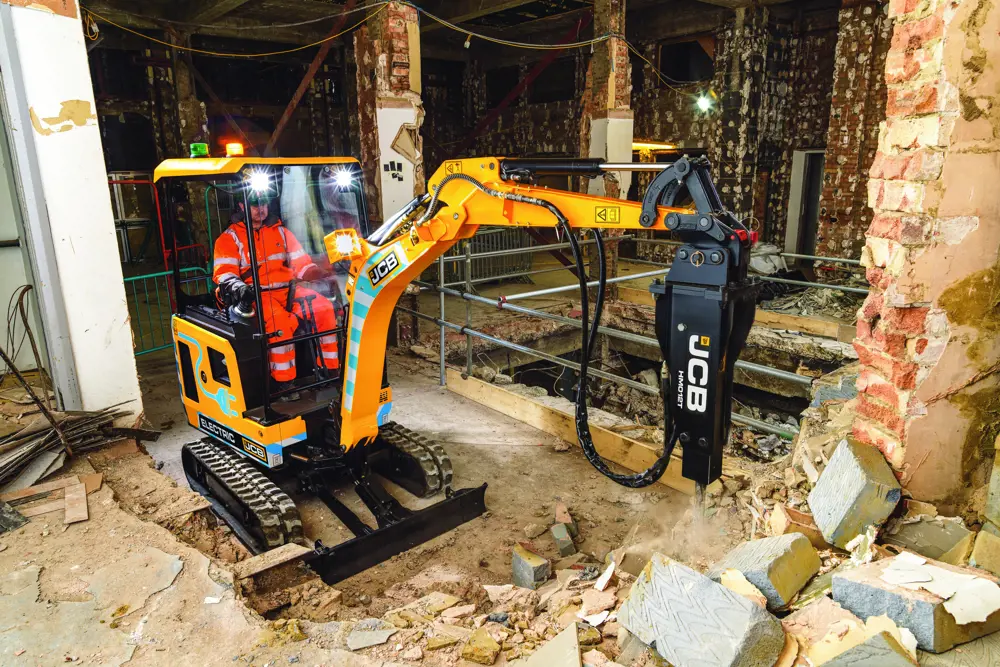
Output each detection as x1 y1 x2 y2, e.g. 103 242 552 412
327 228 363 263
333 169 353 188
226 142 245 157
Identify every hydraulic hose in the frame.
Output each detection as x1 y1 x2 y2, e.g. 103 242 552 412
424 172 677 487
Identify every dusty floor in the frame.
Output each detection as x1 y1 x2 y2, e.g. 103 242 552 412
0 343 755 665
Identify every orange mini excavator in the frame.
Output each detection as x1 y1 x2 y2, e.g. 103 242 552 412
157 152 756 583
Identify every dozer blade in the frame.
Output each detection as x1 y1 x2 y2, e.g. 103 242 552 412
305 483 488 584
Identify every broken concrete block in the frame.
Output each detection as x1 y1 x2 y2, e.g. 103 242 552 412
719 570 767 608
970 530 1000 577
833 556 1000 653
512 545 550 590
551 523 577 557
706 533 821 610
576 622 601 646
782 597 862 646
882 517 974 564
462 626 501 665
555 502 579 537
808 438 902 549
615 629 650 665
579 588 616 616
768 504 831 550
524 523 547 539
346 618 398 650
519 623 580 667
618 553 785 667
823 631 918 666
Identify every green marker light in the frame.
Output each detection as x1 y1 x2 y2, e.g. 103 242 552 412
190 142 210 158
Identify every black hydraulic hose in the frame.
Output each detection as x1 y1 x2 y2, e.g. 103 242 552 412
424 172 677 487
558 220 677 488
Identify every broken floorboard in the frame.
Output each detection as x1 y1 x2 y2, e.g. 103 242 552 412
233 543 311 580
617 287 855 342
445 368 695 495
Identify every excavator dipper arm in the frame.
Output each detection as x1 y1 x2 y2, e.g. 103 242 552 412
327 156 757 489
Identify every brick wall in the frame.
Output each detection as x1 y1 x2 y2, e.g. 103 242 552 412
855 0 1000 502
815 1 893 259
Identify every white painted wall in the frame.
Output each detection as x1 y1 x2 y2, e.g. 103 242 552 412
587 116 634 199
0 101 46 372
0 3 142 416
375 103 418 216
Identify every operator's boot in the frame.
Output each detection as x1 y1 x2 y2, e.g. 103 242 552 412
274 381 301 402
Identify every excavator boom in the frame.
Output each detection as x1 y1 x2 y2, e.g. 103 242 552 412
329 156 757 489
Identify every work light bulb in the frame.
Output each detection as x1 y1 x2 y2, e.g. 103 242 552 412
249 172 270 193
696 95 713 112
334 169 353 188
335 233 356 256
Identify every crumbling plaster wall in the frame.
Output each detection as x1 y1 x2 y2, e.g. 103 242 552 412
815 1 893 259
631 7 840 259
855 0 1000 504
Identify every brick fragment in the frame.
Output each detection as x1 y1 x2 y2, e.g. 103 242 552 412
512 544 550 590
707 534 820 610
619 553 785 667
551 524 577 557
808 439 902 549
555 502 579 537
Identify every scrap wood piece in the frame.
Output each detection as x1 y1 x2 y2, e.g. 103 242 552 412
99 426 161 442
63 482 88 524
0 474 80 504
79 473 103 495
19 498 65 518
232 542 311 579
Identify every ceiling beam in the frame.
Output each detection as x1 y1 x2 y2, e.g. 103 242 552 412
85 1 332 46
185 0 254 24
694 0 793 6
421 0 538 33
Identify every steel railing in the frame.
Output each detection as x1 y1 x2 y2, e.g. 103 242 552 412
124 268 211 355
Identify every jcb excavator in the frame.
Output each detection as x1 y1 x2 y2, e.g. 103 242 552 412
155 149 756 584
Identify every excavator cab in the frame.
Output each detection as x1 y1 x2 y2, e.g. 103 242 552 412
155 149 487 581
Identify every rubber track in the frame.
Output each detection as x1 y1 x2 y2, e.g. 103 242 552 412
380 422 454 493
185 440 303 548
378 423 441 496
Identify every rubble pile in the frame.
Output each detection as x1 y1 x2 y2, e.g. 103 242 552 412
760 285 865 321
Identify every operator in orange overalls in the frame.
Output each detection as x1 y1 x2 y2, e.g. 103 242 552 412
213 191 339 398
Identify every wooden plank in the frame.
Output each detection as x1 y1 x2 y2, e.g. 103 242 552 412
0 475 80 504
80 473 103 495
445 368 695 495
751 309 842 339
63 483 88 524
19 498 65 518
233 543 312 580
617 287 655 307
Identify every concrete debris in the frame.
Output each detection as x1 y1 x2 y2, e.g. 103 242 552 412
555 502 579 537
883 515 975 565
441 603 477 619
426 633 460 650
618 553 786 667
576 622 601 645
399 645 422 661
551 523 577 557
970 530 1000 577
493 373 513 385
581 648 620 666
345 618 398 651
579 588 616 616
707 533 821 610
524 523 547 539
808 439 902 549
579 610 609 627
768 504 832 550
471 365 498 383
513 545 551 590
461 626 501 665
904 499 939 518
782 597 862 646
615 629 651 665
833 554 1000 652
514 623 580 667
719 569 768 608
594 561 615 592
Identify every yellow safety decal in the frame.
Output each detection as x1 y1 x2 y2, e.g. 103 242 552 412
596 206 621 224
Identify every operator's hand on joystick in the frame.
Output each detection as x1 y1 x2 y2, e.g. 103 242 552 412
301 264 332 283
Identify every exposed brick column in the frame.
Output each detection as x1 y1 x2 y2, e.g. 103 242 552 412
715 7 768 220
172 45 211 250
582 0 632 294
855 0 1000 503
815 1 893 259
353 1 424 226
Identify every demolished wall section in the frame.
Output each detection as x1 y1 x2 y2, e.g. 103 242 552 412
855 0 1000 504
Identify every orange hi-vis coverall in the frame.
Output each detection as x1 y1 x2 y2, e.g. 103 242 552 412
213 219 339 382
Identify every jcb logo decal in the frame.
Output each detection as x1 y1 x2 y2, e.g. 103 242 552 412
368 251 400 287
686 335 710 413
242 437 266 463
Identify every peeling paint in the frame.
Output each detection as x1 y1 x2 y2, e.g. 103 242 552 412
0 0 78 19
28 100 96 136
